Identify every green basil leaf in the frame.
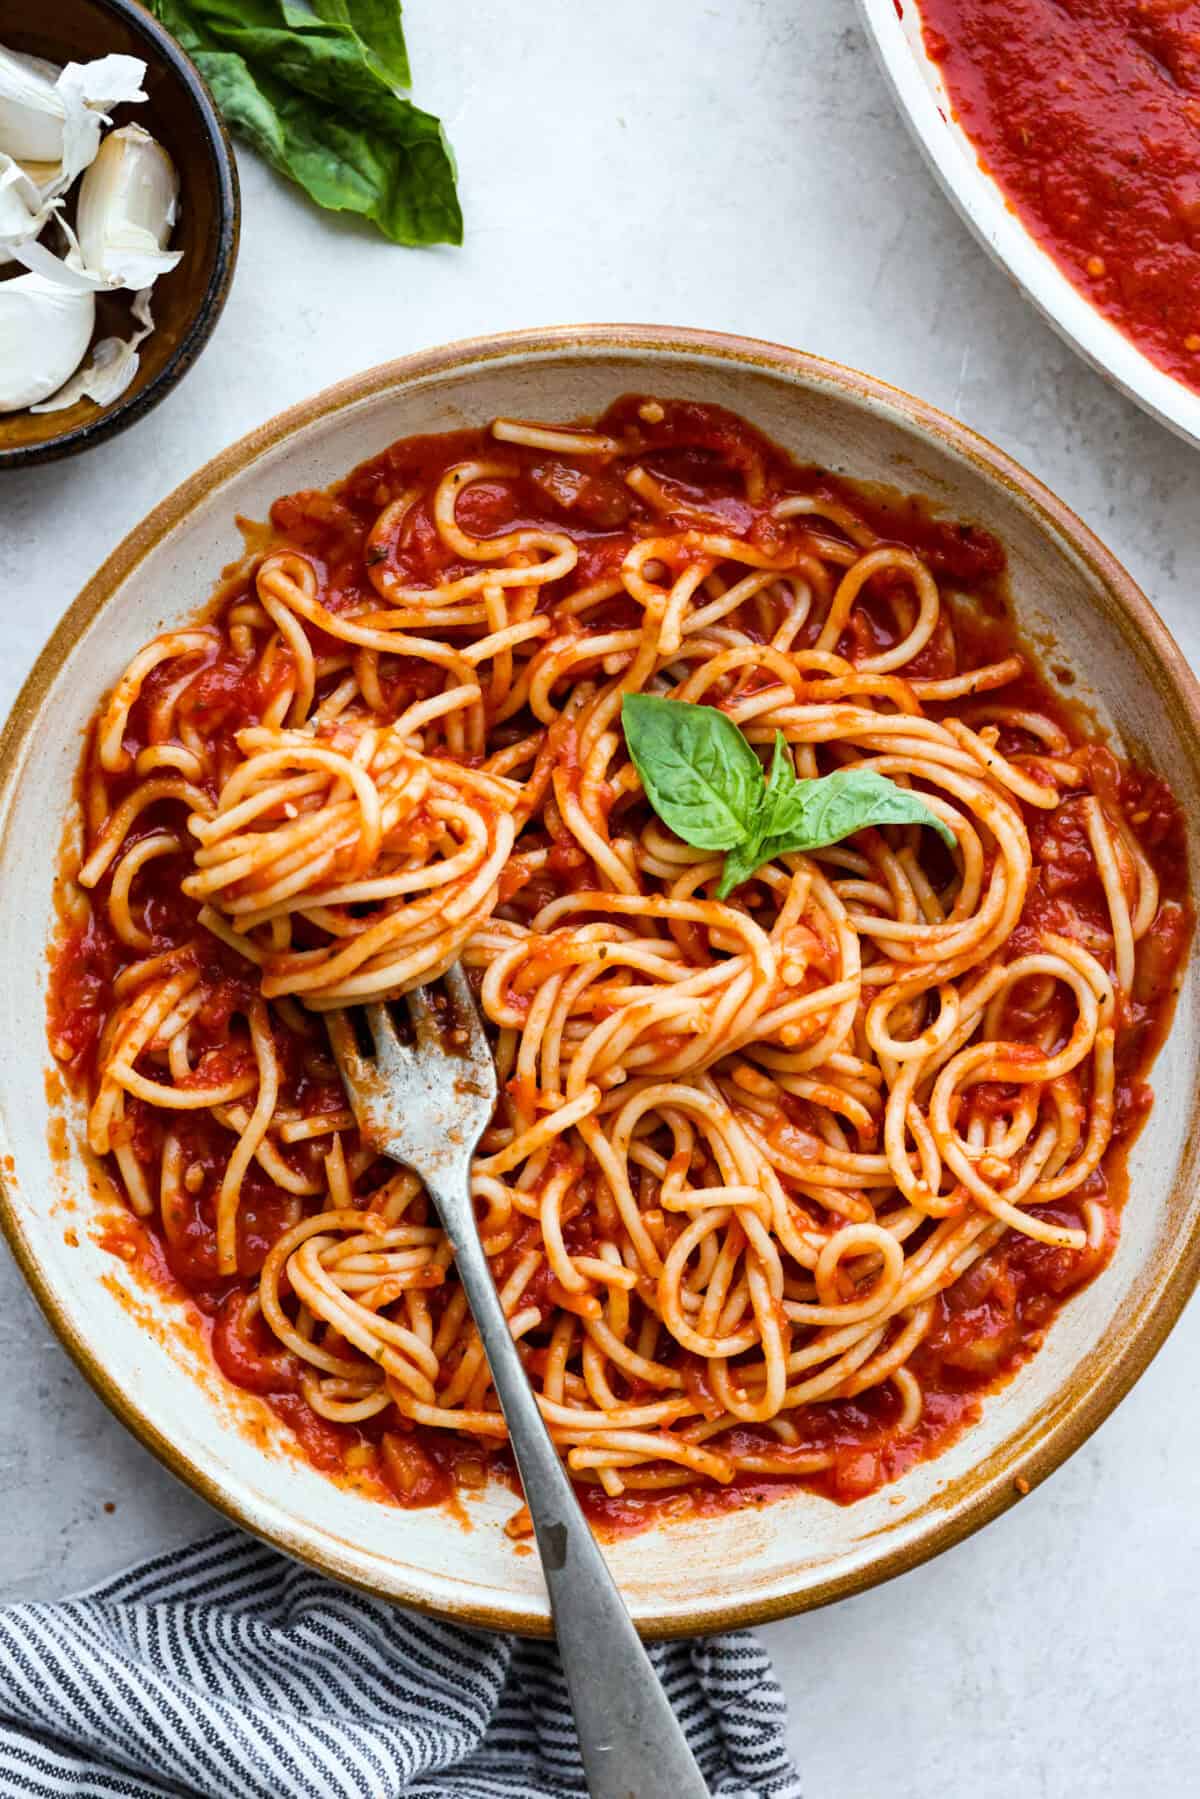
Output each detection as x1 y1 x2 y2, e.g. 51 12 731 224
762 765 956 860
714 835 766 900
195 0 403 124
709 733 786 898
721 758 955 898
145 0 206 49
623 697 955 901
147 0 461 246
759 732 801 831
622 694 765 851
309 0 412 90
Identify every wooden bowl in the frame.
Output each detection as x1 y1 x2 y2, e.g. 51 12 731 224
0 0 239 467
2 327 1199 1635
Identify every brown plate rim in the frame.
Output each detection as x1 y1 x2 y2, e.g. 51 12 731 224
3 322 1200 1636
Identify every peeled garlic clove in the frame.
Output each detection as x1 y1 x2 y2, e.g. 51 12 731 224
31 329 135 413
31 284 154 414
76 124 181 287
0 47 65 166
0 271 94 410
0 47 147 205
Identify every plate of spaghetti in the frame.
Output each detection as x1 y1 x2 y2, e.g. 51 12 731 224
5 327 1200 1635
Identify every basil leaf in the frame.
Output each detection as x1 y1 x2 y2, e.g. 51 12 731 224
309 0 412 90
198 0 404 123
623 696 954 901
714 835 766 901
762 766 956 859
147 0 461 246
711 733 788 898
759 732 801 832
622 694 765 851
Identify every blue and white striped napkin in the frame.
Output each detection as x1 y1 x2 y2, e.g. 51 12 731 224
0 1528 803 1796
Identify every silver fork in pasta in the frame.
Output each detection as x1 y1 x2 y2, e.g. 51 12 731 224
326 966 710 1799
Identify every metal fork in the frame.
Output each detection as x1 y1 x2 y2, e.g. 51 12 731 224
327 966 710 1799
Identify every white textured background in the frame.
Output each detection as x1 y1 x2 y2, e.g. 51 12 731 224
3 5 1200 1794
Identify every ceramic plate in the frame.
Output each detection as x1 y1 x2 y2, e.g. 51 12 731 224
857 0 1200 450
3 326 1200 1636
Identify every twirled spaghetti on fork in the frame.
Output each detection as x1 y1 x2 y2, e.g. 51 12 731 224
49 397 1190 1525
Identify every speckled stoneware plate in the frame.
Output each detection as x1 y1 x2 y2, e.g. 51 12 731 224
3 326 1200 1637
857 0 1200 451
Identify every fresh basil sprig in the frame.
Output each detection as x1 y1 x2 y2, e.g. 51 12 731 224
621 694 955 900
148 0 462 246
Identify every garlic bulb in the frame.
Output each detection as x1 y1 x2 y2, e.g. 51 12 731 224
76 125 181 287
0 271 94 410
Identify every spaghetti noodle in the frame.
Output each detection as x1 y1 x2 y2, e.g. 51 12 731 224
48 397 1190 1525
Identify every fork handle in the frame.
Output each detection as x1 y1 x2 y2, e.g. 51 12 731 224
432 1184 711 1799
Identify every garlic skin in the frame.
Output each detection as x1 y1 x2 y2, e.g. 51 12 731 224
0 271 94 410
0 153 40 248
76 124 181 288
9 220 103 290
48 55 149 204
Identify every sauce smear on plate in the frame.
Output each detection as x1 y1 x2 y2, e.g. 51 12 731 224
919 0 1200 390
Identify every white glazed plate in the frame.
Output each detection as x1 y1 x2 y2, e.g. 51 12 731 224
3 326 1200 1637
857 0 1200 450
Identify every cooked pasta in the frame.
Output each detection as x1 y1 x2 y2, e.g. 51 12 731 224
49 397 1190 1524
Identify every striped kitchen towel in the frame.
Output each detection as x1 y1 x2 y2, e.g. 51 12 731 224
0 1528 802 1797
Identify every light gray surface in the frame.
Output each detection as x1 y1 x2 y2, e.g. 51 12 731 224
1 4 1198 1795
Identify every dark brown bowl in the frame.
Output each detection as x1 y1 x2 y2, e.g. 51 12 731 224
0 0 239 468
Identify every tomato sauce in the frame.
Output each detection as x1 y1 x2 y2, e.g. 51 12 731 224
46 398 1192 1532
918 0 1200 390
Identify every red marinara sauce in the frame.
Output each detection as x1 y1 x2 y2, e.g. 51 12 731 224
918 0 1200 390
45 398 1193 1532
